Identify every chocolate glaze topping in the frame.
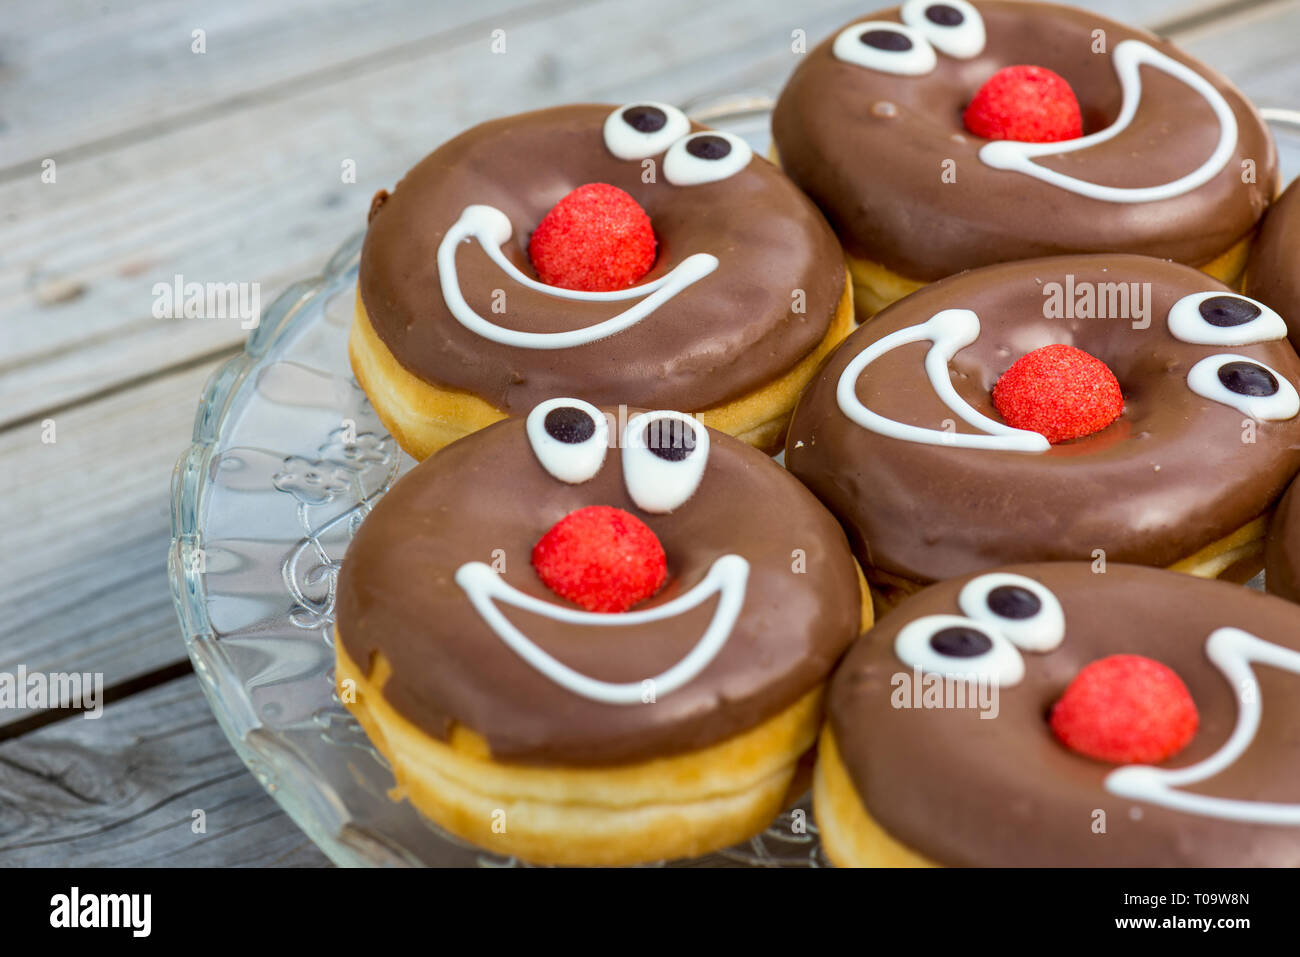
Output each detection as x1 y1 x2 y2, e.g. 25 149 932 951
335 413 863 766
1246 176 1300 351
772 2 1276 281
830 563 1300 866
358 104 846 413
786 255 1300 585
1266 478 1300 604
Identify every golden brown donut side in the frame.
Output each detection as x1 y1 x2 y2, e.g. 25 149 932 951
349 272 855 458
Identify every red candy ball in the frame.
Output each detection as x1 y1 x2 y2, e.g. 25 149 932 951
964 65 1083 143
1050 654 1199 765
992 344 1123 444
528 183 657 292
531 505 667 613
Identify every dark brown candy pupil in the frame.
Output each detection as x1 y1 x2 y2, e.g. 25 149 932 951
544 407 596 444
643 419 696 461
1218 361 1278 397
1199 295 1261 327
929 627 993 658
986 585 1041 620
685 134 731 161
623 105 667 133
860 28 913 52
926 4 965 26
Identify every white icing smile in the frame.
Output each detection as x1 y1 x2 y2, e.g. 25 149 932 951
455 554 749 705
979 40 1237 203
1106 628 1300 824
437 204 719 349
836 308 1051 452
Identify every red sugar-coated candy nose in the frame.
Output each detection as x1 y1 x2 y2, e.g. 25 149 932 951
531 505 667 613
992 344 1123 444
1050 654 1199 765
964 65 1083 143
527 183 657 292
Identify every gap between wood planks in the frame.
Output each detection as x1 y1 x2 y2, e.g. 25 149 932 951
0 342 241 436
0 0 1270 184
0 0 592 183
1148 0 1296 36
0 660 193 743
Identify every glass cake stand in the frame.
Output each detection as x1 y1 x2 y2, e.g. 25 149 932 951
168 96 826 867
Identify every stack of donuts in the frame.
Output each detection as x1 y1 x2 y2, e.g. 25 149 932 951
334 1 1300 866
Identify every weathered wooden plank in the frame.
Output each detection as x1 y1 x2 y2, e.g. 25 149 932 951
0 0 1237 429
0 0 569 175
0 358 229 729
0 0 1210 174
0 674 331 866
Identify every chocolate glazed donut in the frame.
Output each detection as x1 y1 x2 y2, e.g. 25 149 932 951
1265 477 1300 604
786 255 1300 592
336 410 864 765
819 563 1300 866
354 103 849 458
334 405 869 864
1246 176 1300 351
772 2 1275 285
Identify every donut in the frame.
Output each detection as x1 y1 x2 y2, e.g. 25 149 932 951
1265 476 1300 604
334 402 871 866
785 255 1300 607
1246 176 1300 351
772 1 1277 317
352 104 853 459
817 562 1300 866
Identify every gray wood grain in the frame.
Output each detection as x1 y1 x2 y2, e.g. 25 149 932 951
0 359 229 731
0 0 1204 172
0 674 331 866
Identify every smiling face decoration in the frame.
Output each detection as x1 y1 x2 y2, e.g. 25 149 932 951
434 103 759 350
786 255 1300 589
820 562 1300 866
455 401 745 705
334 404 865 766
772 1 1277 285
356 103 847 419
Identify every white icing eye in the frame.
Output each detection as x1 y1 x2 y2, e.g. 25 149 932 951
526 398 609 484
1187 354 1300 420
957 573 1065 652
621 411 709 513
662 131 753 186
900 0 985 59
1167 292 1288 347
603 102 691 160
895 615 1025 686
832 20 937 75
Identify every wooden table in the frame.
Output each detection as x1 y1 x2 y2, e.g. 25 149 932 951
2 0 1297 867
